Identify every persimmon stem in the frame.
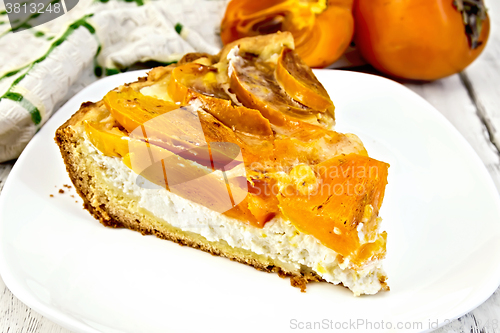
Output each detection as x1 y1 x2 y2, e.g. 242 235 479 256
453 0 487 49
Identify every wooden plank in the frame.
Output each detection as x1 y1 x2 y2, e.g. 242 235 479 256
0 161 14 192
461 0 500 152
0 278 71 333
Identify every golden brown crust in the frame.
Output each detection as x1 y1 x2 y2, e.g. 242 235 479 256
55 113 324 291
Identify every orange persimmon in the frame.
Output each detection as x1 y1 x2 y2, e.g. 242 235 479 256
220 0 355 68
354 0 490 81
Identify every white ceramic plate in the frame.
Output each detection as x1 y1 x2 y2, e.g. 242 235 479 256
1 70 500 333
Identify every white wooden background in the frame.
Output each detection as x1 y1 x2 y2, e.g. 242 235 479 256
2 1 500 332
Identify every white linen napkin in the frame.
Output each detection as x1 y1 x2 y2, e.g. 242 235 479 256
0 0 229 162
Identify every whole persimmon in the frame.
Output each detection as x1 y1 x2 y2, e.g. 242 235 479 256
221 0 355 68
354 0 490 81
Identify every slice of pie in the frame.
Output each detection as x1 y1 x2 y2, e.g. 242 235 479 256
55 32 389 296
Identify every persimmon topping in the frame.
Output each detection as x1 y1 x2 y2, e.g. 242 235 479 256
103 87 179 133
103 86 267 170
273 130 367 167
168 63 231 104
229 51 334 129
87 34 388 259
168 63 274 139
278 154 389 259
276 47 334 112
84 121 129 158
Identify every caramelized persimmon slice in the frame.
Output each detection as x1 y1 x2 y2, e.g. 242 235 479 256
276 47 334 112
104 88 212 164
228 51 335 129
278 154 389 258
84 121 129 157
230 55 315 124
103 86 253 169
168 63 274 138
103 87 179 133
168 63 229 103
